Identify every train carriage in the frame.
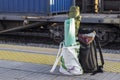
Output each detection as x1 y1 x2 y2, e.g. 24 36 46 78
0 0 120 46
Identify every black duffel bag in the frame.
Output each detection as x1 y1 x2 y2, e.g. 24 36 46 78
78 28 104 75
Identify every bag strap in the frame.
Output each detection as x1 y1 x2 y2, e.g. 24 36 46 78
91 36 104 75
95 36 104 66
50 42 63 73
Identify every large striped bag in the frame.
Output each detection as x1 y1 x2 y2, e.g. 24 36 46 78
50 42 83 75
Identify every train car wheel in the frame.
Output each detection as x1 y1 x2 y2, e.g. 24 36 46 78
49 23 64 43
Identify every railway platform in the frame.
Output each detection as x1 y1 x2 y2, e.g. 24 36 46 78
0 44 120 80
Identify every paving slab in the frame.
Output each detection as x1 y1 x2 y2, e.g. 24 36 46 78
0 60 119 80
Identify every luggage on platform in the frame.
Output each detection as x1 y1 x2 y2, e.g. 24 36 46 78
78 28 104 75
68 6 82 36
50 18 83 75
64 18 76 47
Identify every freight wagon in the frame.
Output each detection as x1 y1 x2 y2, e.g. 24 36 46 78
0 0 120 46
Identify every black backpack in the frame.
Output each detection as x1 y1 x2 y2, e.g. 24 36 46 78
78 29 104 75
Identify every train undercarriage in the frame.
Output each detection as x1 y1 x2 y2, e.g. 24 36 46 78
49 23 120 46
0 14 120 46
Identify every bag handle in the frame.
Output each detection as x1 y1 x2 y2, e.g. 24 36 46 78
95 36 104 66
50 42 64 73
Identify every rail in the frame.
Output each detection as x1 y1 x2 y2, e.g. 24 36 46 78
0 22 45 34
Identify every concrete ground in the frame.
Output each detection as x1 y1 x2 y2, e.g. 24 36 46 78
0 44 120 80
0 60 120 80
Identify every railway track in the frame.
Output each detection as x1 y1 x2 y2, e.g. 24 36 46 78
0 34 59 48
102 42 120 50
0 34 120 51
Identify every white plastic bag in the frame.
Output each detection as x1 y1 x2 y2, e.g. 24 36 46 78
78 31 96 45
50 42 83 75
50 42 63 73
59 45 83 75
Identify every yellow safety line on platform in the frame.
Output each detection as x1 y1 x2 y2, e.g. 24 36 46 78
104 61 120 73
0 50 56 65
0 50 120 73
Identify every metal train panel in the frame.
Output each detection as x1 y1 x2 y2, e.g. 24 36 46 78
0 0 73 15
50 0 73 13
101 0 120 13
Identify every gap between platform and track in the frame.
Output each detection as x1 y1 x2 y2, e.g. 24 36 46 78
0 44 120 73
